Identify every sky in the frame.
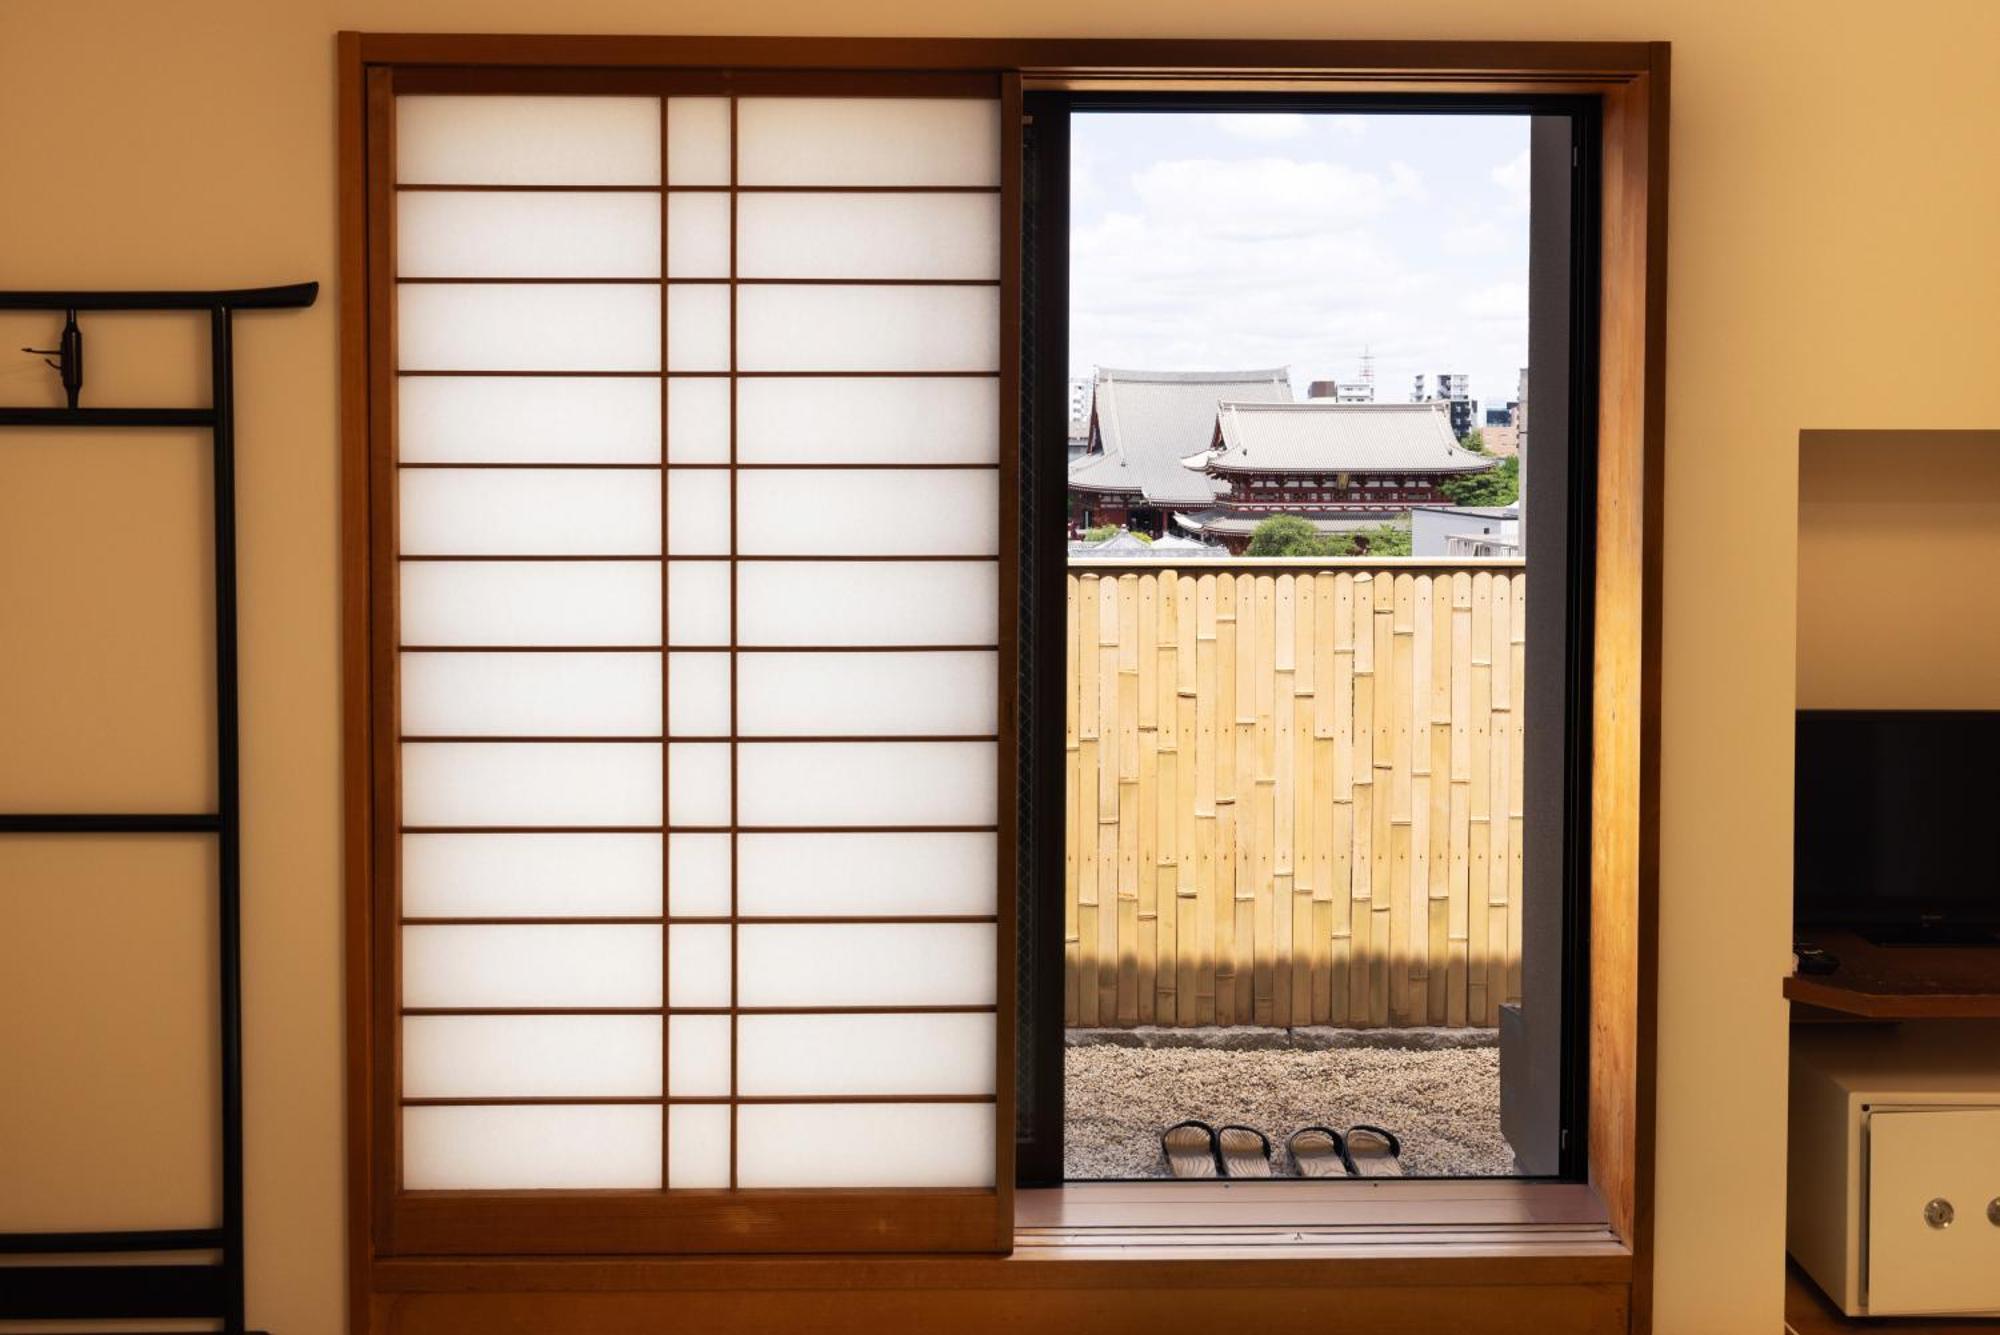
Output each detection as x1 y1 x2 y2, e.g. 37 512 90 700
1069 111 1531 417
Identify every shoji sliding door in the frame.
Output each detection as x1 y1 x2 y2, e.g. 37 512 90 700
367 70 1015 1254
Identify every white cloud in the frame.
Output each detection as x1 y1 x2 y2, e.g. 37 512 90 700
1127 155 1424 240
1442 220 1506 256
1211 112 1309 142
1459 281 1529 321
1491 148 1531 213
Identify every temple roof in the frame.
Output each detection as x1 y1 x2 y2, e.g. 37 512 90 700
1193 400 1497 476
1067 367 1294 505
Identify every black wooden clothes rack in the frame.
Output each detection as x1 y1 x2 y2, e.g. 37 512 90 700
0 282 317 1331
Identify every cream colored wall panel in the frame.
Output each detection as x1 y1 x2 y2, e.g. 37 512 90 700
735 469 996 556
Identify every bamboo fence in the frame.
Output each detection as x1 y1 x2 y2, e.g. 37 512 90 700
1065 559 1527 1030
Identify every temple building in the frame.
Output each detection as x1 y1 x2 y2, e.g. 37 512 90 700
1173 400 1498 552
1066 367 1293 536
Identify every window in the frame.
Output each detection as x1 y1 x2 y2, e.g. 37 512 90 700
344 37 1665 1322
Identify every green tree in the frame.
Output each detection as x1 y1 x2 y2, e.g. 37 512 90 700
1460 427 1487 453
1245 514 1322 555
1083 524 1149 544
1246 514 1412 558
1441 454 1519 506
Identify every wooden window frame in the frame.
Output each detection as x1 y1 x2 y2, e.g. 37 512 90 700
341 31 1665 1335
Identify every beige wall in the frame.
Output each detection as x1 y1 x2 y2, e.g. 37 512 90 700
1798 432 2000 708
2 3 1996 1332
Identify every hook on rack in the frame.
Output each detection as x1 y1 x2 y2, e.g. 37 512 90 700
19 307 84 408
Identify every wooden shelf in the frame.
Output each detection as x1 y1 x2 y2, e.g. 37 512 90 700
1786 1260 2000 1332
1784 930 2000 1020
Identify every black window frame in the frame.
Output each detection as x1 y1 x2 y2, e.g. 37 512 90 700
1015 90 1602 1188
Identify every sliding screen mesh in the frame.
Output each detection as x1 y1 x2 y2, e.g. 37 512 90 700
393 92 1001 1193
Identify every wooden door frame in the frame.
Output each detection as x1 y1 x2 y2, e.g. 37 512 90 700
340 30 1667 1334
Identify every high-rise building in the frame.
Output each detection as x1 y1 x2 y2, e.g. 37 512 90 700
1412 371 1475 439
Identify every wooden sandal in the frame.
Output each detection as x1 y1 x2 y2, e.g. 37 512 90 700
1216 1124 1273 1178
1160 1120 1221 1178
1285 1125 1355 1178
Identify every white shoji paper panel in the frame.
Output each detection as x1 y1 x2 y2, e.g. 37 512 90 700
667 833 732 916
666 563 731 646
665 284 730 372
737 562 995 646
403 1015 662 1098
666 192 731 278
666 743 732 826
736 923 995 1007
735 377 998 465
668 924 732 1008
667 1104 731 1188
402 651 662 737
737 832 996 917
736 285 999 373
666 469 732 555
397 191 660 278
736 651 996 737
399 376 661 464
736 192 1000 280
735 469 996 556
666 652 731 737
402 833 662 918
665 97 732 186
400 468 660 556
738 742 994 826
404 1105 661 1190
737 1014 995 1096
396 95 661 187
402 742 661 827
736 1104 994 1188
402 924 663 1008
401 561 661 647
735 98 1000 187
399 283 660 373
667 1015 732 1097
666 378 731 463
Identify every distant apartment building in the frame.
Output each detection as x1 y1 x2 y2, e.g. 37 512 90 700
1410 504 1521 558
1412 371 1476 440
1067 377 1093 460
1306 377 1376 404
1484 403 1521 456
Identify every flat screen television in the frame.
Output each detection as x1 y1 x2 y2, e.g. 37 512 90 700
1795 710 2000 944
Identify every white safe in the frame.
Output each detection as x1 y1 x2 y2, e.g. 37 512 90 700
1788 1024 2000 1317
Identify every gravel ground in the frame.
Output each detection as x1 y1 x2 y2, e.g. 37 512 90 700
1064 1040 1511 1179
